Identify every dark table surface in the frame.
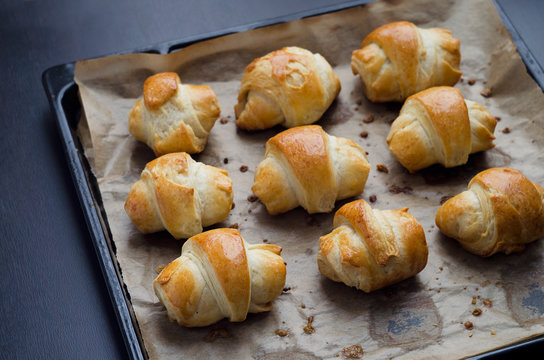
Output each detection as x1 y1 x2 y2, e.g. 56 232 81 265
1 0 543 359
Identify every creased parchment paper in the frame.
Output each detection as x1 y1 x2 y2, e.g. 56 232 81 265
74 0 544 358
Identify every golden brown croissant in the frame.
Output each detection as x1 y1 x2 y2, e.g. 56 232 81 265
234 46 341 130
124 152 232 239
318 199 428 292
252 125 370 214
436 168 544 257
129 72 220 155
153 228 286 327
386 86 496 173
351 21 461 102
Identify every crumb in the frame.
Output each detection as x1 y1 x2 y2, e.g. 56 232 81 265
247 195 258 202
477 295 480 299
227 115 232 118
231 202 236 210
336 355 339 358
483 299 493 308
491 330 496 335
480 88 492 97
389 185 413 194
275 329 288 337
282 287 291 293
365 151 369 155
223 158 229 164
303 316 315 335
433 323 438 327
472 308 482 316
469 332 473 338
240 165 248 172
464 321 474 330
248 209 252 213
436 277 439 281
495 116 501 121
502 127 510 134
230 223 239 229
464 287 467 290
263 239 268 243
439 267 444 271
437 289 441 293
363 114 374 123
460 76 464 82
472 297 477 305
440 195 452 205
155 265 166 274
476 288 479 291
369 195 377 203
204 328 231 342
341 345 364 359
468 78 476 85
356 100 362 106
219 118 228 124
359 131 368 138
377 164 389 173
496 282 504 287
301 304 306 309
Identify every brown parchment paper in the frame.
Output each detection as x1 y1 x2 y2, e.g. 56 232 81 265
74 0 544 358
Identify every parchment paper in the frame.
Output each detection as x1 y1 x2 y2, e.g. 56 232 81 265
74 0 544 358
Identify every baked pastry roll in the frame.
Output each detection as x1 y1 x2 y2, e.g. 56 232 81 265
436 168 544 257
235 46 341 130
129 72 220 155
252 125 370 214
351 21 461 102
318 199 428 292
124 152 232 239
154 228 286 327
387 86 496 172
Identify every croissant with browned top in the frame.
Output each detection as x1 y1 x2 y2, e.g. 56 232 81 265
436 168 544 257
129 72 220 155
235 46 341 130
318 199 428 292
154 228 286 327
351 21 461 102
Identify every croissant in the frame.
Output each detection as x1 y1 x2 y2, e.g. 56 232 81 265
386 86 496 173
124 152 233 239
252 125 370 215
436 168 544 257
234 46 341 130
351 21 462 102
129 72 220 155
153 228 286 327
318 199 428 292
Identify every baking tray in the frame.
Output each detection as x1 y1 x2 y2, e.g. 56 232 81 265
42 1 544 359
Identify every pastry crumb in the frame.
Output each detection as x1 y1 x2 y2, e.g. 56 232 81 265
204 328 231 342
303 316 315 334
229 223 239 229
369 195 377 203
472 308 482 316
502 127 511 134
223 158 229 164
247 195 258 202
231 202 236 210
363 114 374 123
219 118 228 124
240 165 248 172
389 185 413 194
491 330 496 335
359 131 368 138
282 287 291 293
440 195 452 205
495 116 501 121
341 345 364 359
469 332 473 338
377 164 389 173
155 265 166 274
439 267 444 271
275 329 288 337
468 78 476 85
483 299 493 308
496 282 504 287
464 321 474 330
301 304 306 309
263 239 268 243
480 88 492 97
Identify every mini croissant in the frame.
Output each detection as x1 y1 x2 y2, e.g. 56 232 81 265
252 125 370 215
351 21 461 102
129 72 220 155
235 46 341 130
318 199 428 292
436 168 544 257
124 152 232 239
154 228 286 327
387 86 496 172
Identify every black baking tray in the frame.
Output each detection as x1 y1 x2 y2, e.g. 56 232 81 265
42 1 544 359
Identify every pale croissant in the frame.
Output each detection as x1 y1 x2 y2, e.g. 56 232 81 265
436 168 544 257
351 21 461 102
129 72 220 155
387 86 496 172
154 228 286 327
318 199 428 292
252 125 370 215
124 152 232 239
235 46 341 130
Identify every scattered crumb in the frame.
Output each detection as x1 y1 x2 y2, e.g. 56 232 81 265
301 304 306 309
502 127 511 134
227 115 232 118
263 239 268 243
496 282 504 287
476 288 479 291
231 202 236 210
464 287 467 290
365 151 369 155
480 88 492 97
477 296 480 299
495 116 501 121
440 195 452 205
464 321 474 330
491 330 496 335
240 165 248 172
248 209 252 213
155 265 166 274
359 131 368 138
483 299 493 308
460 76 464 83
219 118 228 124
247 195 258 202
223 158 229 164
356 100 362 106
377 164 389 173
472 308 483 317
275 329 288 337
282 287 291 293
437 289 441 293
229 223 239 229
436 277 439 281
439 267 444 271
472 297 477 305
369 195 377 203
469 332 473 338
303 316 315 335
389 185 413 194
363 114 374 123
204 328 231 342
341 345 364 359
468 78 476 85
433 323 438 327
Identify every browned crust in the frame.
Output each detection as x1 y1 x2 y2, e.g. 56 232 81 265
143 72 179 110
